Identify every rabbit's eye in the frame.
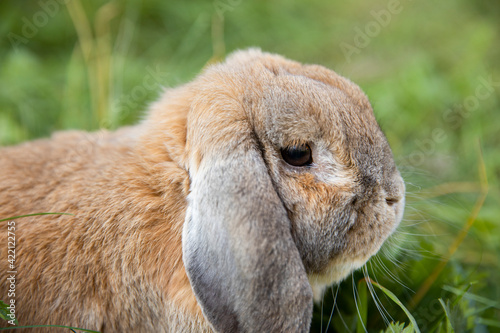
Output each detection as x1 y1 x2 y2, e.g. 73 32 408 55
281 144 312 167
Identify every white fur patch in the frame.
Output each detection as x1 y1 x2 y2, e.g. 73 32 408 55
311 142 354 187
307 258 368 301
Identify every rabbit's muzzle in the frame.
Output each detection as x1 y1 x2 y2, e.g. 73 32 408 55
295 170 405 299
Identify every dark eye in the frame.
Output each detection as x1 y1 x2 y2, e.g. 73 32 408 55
281 144 313 167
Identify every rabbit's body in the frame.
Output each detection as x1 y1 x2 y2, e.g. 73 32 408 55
0 128 210 332
0 49 405 332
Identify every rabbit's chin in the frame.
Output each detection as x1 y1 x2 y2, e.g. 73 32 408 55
307 256 369 301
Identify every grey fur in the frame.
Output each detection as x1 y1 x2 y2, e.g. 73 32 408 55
183 144 313 333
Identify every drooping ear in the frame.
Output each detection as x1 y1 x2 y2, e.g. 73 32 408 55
182 135 313 332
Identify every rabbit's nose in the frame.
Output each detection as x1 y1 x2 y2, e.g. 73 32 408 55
385 174 405 206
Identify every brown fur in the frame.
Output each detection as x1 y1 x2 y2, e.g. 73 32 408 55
0 101 207 331
0 49 404 332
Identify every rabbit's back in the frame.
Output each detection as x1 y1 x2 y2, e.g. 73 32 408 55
0 128 206 332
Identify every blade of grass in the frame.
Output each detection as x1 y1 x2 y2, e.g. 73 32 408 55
66 0 93 61
66 0 98 128
426 284 471 332
0 213 73 223
0 324 99 332
442 285 500 309
475 317 500 328
418 182 482 200
0 300 18 325
67 0 117 128
95 2 118 126
362 278 421 333
410 141 488 309
356 279 368 333
209 12 226 65
438 299 455 333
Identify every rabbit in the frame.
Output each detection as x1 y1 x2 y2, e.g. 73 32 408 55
0 48 405 333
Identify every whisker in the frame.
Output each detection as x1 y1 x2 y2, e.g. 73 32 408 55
373 255 413 292
376 251 414 284
352 273 368 333
335 284 351 332
384 235 447 261
363 266 393 328
325 285 340 333
320 291 324 333
380 245 406 264
369 269 396 325
393 231 439 237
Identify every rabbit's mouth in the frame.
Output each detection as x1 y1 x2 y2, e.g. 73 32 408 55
304 182 405 302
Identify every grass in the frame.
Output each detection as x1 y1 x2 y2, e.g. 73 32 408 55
1 0 499 332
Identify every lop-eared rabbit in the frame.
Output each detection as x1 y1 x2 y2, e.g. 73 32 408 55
0 49 405 332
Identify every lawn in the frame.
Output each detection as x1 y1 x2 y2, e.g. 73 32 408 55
1 0 499 332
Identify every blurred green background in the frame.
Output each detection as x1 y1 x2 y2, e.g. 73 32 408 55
1 0 499 332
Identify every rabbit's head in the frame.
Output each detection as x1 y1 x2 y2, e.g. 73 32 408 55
152 49 404 332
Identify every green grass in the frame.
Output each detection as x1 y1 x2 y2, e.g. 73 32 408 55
1 0 499 332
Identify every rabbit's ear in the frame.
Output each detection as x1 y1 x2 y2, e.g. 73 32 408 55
182 144 313 332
